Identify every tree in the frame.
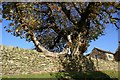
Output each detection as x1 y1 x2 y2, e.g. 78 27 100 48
2 2 120 56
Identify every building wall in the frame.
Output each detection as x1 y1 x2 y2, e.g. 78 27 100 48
89 57 118 71
114 51 120 61
89 48 115 61
89 49 106 60
106 53 114 61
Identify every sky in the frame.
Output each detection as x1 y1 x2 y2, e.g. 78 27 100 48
1 19 34 49
86 24 118 54
1 18 119 55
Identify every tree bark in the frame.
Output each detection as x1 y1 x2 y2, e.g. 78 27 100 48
71 33 88 56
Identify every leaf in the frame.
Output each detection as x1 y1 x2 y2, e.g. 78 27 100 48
4 26 6 29
6 29 12 33
10 9 13 13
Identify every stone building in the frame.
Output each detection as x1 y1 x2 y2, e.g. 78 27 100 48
89 47 114 61
114 45 120 61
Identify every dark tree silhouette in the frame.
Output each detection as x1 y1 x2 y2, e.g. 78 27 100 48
2 2 120 56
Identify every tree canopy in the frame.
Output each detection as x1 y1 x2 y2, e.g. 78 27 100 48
2 2 120 55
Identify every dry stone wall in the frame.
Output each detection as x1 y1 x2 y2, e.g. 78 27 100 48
89 57 118 71
1 45 61 76
0 45 118 76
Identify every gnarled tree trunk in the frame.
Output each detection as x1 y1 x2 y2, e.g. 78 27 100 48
29 30 88 58
71 33 88 56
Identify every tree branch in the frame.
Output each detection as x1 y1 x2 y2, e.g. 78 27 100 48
102 9 120 29
72 2 82 16
59 2 77 25
76 2 95 32
47 3 67 49
29 31 60 57
114 23 119 29
112 18 120 20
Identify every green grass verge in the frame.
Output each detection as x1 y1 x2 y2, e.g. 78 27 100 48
1 71 119 79
2 73 56 78
102 70 119 78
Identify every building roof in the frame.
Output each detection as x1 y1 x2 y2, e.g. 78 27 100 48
85 47 114 56
85 54 90 56
93 47 114 54
115 46 120 54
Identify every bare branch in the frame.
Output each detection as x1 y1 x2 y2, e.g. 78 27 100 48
114 23 119 29
112 18 120 20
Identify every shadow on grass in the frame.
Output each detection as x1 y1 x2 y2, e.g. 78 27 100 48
54 54 114 80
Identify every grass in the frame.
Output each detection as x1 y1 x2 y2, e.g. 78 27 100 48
2 73 56 78
1 70 119 80
102 70 119 78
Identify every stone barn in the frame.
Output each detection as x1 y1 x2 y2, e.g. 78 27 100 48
89 47 114 61
114 46 120 61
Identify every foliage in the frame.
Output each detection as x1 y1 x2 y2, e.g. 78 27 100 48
2 2 120 53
